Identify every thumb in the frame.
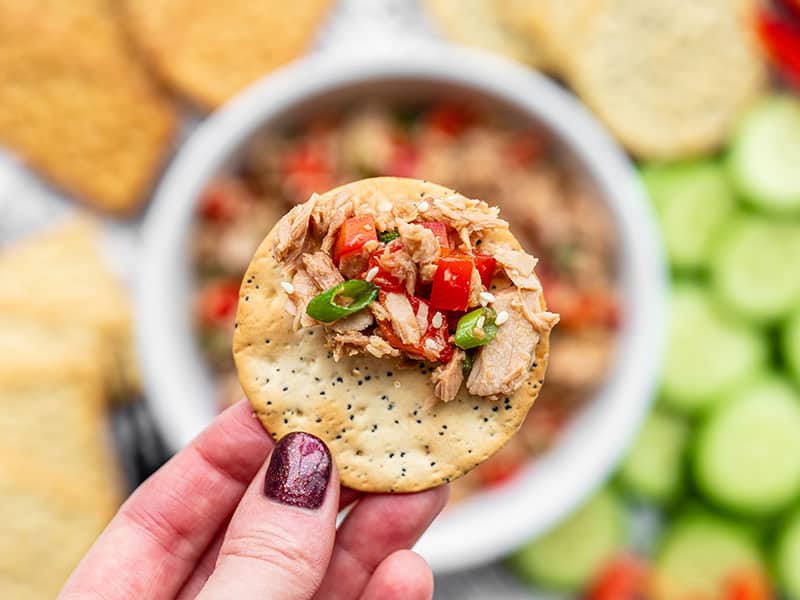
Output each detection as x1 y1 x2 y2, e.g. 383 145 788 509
197 432 339 600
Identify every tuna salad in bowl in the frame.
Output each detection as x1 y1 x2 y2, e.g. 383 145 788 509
137 46 667 571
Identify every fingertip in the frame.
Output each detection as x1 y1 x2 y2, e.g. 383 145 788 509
361 550 434 600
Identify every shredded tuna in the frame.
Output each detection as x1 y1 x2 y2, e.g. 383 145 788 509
420 263 438 283
331 310 374 333
468 267 483 307
382 292 421 345
338 246 371 279
432 349 465 403
426 195 508 249
415 301 429 333
512 289 560 333
398 222 440 265
374 243 416 294
329 330 400 361
365 335 401 358
467 289 540 398
287 269 319 329
494 247 540 289
318 192 356 253
302 252 344 290
273 193 319 263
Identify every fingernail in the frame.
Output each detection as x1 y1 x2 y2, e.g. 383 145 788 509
264 432 331 509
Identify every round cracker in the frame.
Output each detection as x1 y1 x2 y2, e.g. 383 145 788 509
234 178 552 492
424 0 546 68
563 0 766 159
122 0 331 108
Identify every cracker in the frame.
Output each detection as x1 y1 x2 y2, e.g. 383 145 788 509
563 0 767 159
0 451 116 598
234 178 553 492
496 0 595 69
0 0 176 215
122 0 331 108
0 219 140 399
425 0 546 68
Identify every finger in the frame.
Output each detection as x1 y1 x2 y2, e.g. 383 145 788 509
59 400 272 600
175 520 228 600
198 432 339 600
180 485 361 600
313 485 449 600
360 550 434 600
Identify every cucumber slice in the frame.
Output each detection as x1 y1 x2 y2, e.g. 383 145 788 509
507 489 624 591
784 309 800 387
711 216 800 324
776 508 800 600
728 96 800 214
641 161 735 271
618 410 690 505
653 513 765 600
694 377 800 517
662 283 767 415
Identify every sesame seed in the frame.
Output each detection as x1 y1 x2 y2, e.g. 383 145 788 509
365 266 379 282
476 315 485 329
394 381 401 389
479 291 495 306
424 338 438 352
431 311 443 328
495 310 509 325
363 223 373 231
418 200 430 211
280 281 294 294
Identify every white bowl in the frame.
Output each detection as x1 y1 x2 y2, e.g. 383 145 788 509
137 43 668 573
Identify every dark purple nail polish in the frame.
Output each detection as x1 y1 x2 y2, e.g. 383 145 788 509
264 432 331 509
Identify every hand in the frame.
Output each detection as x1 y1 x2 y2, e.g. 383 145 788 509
59 400 449 600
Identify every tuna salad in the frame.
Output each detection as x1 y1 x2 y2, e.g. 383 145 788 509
271 185 559 404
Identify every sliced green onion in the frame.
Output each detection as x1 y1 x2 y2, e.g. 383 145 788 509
461 351 474 376
378 230 400 243
454 307 498 349
306 280 379 323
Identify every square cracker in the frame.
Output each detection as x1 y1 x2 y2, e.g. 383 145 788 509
0 219 140 398
0 452 116 598
0 0 176 215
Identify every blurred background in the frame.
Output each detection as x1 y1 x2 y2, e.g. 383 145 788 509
1 0 800 598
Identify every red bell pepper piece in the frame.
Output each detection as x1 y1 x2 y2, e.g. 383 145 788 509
430 254 474 312
376 294 453 362
472 253 496 288
333 215 378 265
757 9 800 87
419 222 451 254
588 554 650 600
197 279 240 326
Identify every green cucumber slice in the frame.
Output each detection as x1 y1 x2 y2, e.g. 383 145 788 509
653 513 765 600
728 95 800 214
506 489 624 591
784 309 800 387
661 283 767 415
618 410 690 505
711 216 800 324
694 377 800 517
777 508 800 600
641 160 735 271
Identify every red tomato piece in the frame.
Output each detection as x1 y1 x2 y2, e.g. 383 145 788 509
197 280 240 326
333 215 378 265
388 138 418 177
476 454 523 488
419 222 451 254
365 240 407 292
426 104 474 136
724 569 771 600
377 294 453 362
430 255 474 312
198 180 241 221
757 10 800 87
472 253 496 288
588 555 650 600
